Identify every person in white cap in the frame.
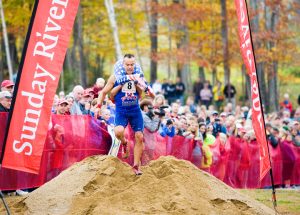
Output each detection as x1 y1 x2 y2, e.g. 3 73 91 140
0 91 12 112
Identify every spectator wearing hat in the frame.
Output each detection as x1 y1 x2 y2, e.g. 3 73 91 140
0 91 12 112
1 79 14 94
219 112 227 123
140 99 161 132
55 99 70 115
212 117 227 137
79 90 93 115
207 110 218 125
280 93 293 113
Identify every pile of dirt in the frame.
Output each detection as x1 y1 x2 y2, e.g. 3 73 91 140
10 156 273 215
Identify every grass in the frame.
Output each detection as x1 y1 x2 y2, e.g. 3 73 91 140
240 189 300 215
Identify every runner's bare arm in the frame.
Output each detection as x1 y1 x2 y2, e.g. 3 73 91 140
110 85 122 100
97 75 116 107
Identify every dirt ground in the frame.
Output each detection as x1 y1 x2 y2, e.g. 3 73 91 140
0 156 277 215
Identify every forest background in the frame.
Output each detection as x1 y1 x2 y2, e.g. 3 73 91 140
0 0 299 112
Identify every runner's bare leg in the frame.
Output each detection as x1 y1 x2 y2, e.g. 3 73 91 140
134 131 144 167
114 126 126 143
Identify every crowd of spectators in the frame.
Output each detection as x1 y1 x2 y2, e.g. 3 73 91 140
1 76 300 190
42 76 299 156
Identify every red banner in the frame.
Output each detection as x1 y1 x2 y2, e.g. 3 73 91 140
2 0 80 173
234 0 270 180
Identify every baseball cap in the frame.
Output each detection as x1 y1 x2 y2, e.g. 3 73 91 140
238 127 246 133
58 99 69 105
1 80 14 88
83 91 90 97
0 91 12 99
212 110 219 116
220 112 227 117
241 106 249 112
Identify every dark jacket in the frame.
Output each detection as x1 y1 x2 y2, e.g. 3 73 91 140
0 103 9 112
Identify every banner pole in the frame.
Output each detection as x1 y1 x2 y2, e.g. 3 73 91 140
0 0 39 163
244 0 277 209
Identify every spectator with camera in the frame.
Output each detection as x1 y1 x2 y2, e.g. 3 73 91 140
207 110 227 137
140 99 161 132
212 117 227 137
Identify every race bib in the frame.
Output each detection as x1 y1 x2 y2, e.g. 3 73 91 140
122 81 136 93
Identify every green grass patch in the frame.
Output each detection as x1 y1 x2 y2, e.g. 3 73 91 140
240 189 300 215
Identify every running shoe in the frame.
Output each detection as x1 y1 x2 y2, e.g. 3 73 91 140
132 165 143 176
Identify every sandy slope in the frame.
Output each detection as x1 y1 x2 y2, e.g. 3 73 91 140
12 156 274 215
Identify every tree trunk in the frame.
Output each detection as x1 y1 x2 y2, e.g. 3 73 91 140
96 55 105 78
64 49 73 72
129 0 144 71
0 0 13 80
173 0 191 91
71 16 79 83
9 33 19 73
265 2 279 112
77 5 87 88
220 0 230 85
242 64 252 103
244 64 251 103
105 0 122 60
199 66 205 82
257 62 268 107
163 0 172 79
149 0 158 83
250 0 268 107
212 67 216 86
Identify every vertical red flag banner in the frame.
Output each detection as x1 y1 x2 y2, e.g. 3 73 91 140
234 0 271 180
2 0 80 174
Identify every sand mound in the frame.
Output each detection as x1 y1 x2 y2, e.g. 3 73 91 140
11 156 274 215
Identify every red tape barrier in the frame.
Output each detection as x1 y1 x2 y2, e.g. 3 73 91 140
0 113 299 190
